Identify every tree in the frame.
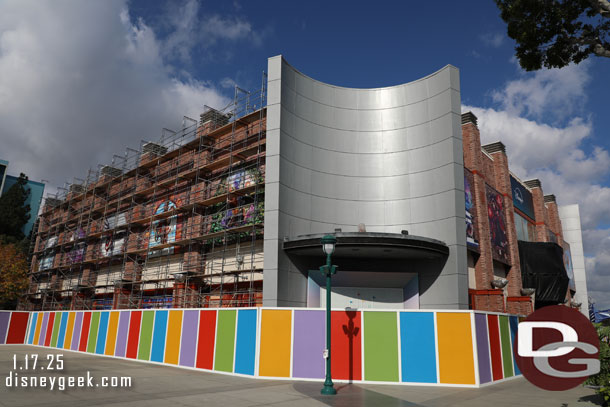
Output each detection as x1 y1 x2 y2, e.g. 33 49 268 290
0 173 31 241
495 0 610 70
0 243 29 309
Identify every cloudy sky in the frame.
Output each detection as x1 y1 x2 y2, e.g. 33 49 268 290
1 0 608 309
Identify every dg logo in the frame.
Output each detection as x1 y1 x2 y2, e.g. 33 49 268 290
515 305 600 391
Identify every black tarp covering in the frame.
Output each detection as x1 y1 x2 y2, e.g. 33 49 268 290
518 241 569 306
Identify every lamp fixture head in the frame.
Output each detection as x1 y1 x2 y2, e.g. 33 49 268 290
321 234 337 255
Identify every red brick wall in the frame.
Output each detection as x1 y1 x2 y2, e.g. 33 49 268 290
462 117 534 314
489 151 523 297
462 123 496 295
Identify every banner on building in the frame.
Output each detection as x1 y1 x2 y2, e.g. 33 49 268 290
486 185 509 263
562 241 576 291
510 176 535 220
464 169 479 249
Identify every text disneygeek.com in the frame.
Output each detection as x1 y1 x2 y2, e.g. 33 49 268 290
4 354 132 391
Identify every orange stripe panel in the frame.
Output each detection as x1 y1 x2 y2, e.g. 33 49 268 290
259 309 292 377
437 312 476 385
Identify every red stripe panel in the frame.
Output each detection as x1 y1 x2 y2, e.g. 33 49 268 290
79 312 92 352
126 311 142 359
196 310 217 369
331 310 362 381
44 312 55 347
6 312 29 344
487 314 504 381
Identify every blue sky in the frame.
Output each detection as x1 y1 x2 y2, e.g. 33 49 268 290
0 0 608 309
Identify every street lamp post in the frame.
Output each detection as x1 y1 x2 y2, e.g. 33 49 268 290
320 234 337 395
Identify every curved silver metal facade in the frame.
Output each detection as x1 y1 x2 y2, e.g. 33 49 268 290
264 56 467 308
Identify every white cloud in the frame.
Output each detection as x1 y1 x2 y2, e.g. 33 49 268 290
463 62 610 309
158 0 268 66
480 32 504 48
0 0 231 189
491 62 590 120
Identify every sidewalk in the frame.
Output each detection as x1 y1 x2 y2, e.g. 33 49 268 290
0 346 603 407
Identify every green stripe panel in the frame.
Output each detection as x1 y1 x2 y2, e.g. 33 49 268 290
137 311 155 361
363 311 399 382
86 312 101 353
50 312 62 347
499 315 514 377
214 310 236 373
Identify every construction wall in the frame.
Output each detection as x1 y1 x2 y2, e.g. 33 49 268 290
2 308 522 388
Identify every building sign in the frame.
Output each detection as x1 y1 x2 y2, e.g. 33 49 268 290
510 176 535 220
486 185 509 263
562 241 576 291
464 169 479 249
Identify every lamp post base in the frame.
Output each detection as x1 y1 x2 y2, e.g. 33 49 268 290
321 384 337 395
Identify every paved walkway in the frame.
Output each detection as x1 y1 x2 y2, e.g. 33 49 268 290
0 346 603 407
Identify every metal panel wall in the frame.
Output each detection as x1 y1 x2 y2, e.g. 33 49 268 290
264 56 467 308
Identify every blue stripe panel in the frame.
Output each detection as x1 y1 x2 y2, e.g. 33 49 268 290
95 312 110 354
509 316 521 375
150 310 168 363
400 312 437 383
28 313 38 344
57 312 69 348
234 309 257 375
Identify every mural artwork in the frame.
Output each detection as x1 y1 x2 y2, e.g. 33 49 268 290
149 198 183 256
486 185 509 263
67 243 86 264
39 255 54 271
101 233 125 257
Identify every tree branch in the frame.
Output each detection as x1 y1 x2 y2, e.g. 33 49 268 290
594 43 610 56
589 0 610 17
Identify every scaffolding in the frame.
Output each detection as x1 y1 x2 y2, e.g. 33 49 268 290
22 74 267 311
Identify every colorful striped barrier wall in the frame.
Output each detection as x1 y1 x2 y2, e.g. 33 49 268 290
1 309 522 387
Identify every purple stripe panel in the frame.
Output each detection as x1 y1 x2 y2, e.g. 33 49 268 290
38 313 49 346
0 312 10 344
475 313 492 384
115 311 131 357
71 312 84 351
179 310 199 367
292 310 325 379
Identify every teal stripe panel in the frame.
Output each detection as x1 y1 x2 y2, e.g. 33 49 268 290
95 312 110 354
27 313 38 344
509 316 521 375
234 309 257 375
400 312 437 383
150 310 168 363
57 312 69 348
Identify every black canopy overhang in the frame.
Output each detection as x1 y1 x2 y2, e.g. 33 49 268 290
282 232 449 288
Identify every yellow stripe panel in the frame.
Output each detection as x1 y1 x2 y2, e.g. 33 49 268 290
164 310 183 364
33 312 43 344
105 311 120 355
437 312 476 385
64 312 76 349
258 309 292 377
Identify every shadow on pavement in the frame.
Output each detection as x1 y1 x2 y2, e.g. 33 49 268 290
292 382 423 407
578 393 605 406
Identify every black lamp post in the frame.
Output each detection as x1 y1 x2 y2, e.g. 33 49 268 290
320 234 337 395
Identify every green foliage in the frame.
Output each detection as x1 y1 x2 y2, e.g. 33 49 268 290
586 323 610 405
0 173 31 241
495 0 610 70
0 243 29 309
